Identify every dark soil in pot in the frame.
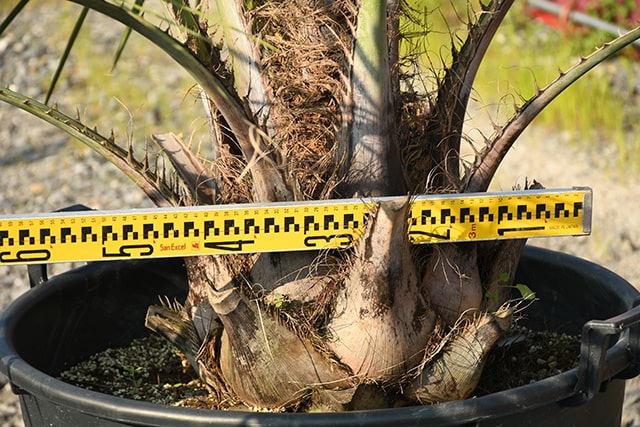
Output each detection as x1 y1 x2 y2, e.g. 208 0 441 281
57 324 582 409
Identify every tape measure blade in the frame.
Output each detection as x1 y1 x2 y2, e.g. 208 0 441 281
407 187 592 244
0 188 593 265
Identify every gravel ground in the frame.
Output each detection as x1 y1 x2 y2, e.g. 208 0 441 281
2 2 640 426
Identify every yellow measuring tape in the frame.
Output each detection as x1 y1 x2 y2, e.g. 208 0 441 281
0 188 591 265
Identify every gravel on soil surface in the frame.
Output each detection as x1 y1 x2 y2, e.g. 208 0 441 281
2 2 640 426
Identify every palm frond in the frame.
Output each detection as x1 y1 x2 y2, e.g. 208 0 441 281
466 24 640 192
213 0 269 125
152 132 218 205
163 0 215 65
0 87 180 207
426 0 514 190
345 0 400 196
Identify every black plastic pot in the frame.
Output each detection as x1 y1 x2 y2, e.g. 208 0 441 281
0 246 639 426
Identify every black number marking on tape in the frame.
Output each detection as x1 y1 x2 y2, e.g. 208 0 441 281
303 234 354 248
408 229 451 241
102 244 154 258
204 240 256 252
497 226 545 236
0 249 51 263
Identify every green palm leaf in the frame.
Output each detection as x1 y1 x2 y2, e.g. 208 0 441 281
45 6 89 104
111 0 145 71
0 0 29 36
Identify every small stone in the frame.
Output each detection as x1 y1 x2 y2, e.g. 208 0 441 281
28 183 44 195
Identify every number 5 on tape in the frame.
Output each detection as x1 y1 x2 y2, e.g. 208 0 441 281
0 187 592 265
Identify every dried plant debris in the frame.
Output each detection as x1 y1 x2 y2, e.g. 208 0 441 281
250 0 357 201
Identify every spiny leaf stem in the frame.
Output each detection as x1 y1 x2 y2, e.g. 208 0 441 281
0 87 178 207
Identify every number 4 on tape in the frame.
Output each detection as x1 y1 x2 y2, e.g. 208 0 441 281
0 187 592 265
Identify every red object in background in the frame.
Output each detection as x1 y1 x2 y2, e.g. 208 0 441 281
527 0 574 30
526 0 640 32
